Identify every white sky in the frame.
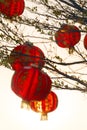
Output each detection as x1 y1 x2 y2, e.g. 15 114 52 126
0 66 87 130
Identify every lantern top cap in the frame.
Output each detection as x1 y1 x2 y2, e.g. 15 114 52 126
24 41 33 46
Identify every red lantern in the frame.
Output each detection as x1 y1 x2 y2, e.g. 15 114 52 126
30 91 58 120
55 24 81 48
11 67 52 101
9 43 45 70
84 34 87 50
0 0 25 17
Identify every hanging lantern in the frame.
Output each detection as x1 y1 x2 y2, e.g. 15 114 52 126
55 24 81 48
11 67 52 101
84 34 87 50
9 43 45 70
0 0 25 17
30 91 58 120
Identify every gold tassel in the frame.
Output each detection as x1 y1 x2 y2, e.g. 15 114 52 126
40 113 48 120
21 100 30 110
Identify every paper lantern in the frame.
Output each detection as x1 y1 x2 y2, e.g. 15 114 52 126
9 43 45 70
11 67 52 101
30 91 58 120
55 24 81 48
84 34 87 50
0 0 25 17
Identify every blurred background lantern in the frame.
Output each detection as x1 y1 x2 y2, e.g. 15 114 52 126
30 91 58 120
55 24 81 49
9 43 45 71
11 67 52 102
0 0 25 17
84 34 87 50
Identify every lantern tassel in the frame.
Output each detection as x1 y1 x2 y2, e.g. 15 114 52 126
40 113 48 120
68 46 75 54
21 100 30 110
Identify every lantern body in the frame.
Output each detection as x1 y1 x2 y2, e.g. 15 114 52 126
84 34 87 50
30 91 58 120
11 67 52 101
0 0 25 17
55 24 81 48
9 44 45 70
